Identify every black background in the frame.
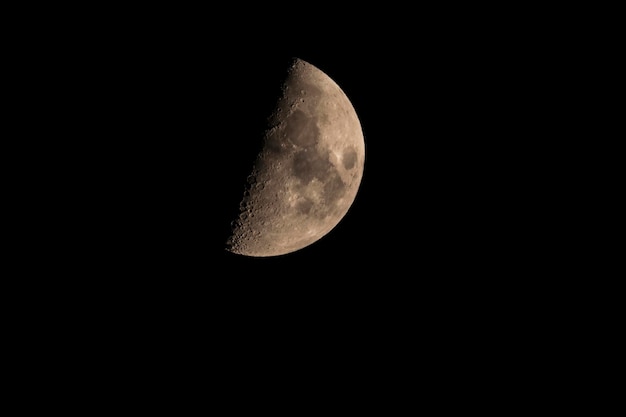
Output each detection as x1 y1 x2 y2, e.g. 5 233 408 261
31 10 557 307
95 35 539 276
15 7 577 395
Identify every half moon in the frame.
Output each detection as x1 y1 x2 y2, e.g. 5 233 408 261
225 58 365 257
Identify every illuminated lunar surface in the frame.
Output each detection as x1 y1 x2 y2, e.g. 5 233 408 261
225 58 365 257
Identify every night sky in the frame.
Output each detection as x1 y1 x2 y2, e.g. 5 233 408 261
60 23 545 294
18 7 571 400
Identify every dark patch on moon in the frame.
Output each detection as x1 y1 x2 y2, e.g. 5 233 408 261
264 128 285 155
263 110 319 155
285 110 319 148
342 147 357 170
292 147 347 208
323 172 346 204
295 198 314 215
292 148 334 184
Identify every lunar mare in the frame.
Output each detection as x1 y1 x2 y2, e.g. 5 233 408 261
226 58 365 257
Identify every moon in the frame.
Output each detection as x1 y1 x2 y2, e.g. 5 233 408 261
225 58 365 257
